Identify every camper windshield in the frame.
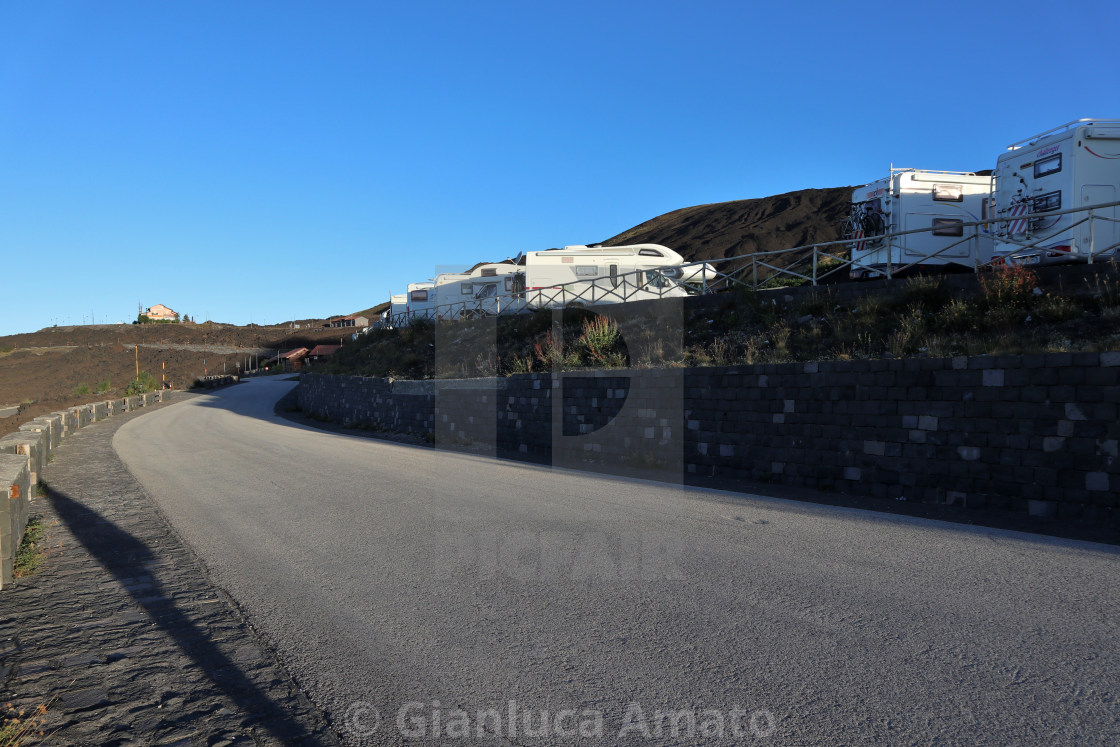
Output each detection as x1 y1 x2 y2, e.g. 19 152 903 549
645 270 672 289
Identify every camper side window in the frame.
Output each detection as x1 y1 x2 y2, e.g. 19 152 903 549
638 248 664 257
1034 154 1061 178
460 284 473 295
931 218 964 237
1033 191 1061 213
575 266 598 276
410 290 428 302
933 184 963 202
481 268 497 277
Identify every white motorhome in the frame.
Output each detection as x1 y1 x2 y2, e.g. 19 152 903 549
387 294 408 327
991 119 1120 265
511 243 704 309
429 261 522 318
396 281 436 324
847 169 994 279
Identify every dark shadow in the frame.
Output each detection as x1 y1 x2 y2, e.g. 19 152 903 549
42 482 336 745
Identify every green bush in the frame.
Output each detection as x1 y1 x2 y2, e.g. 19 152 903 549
73 383 91 396
126 371 158 395
95 379 111 394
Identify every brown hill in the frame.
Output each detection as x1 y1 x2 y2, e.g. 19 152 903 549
600 187 854 271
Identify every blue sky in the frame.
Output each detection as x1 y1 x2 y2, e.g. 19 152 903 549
1 0 1117 334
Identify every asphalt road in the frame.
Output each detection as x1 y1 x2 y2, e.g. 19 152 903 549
113 377 1120 745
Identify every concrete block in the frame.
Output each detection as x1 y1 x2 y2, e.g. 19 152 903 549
844 467 862 480
1057 420 1075 437
1028 500 1057 518
1101 352 1120 367
719 444 734 458
864 441 886 456
983 370 1005 387
0 453 31 589
1064 403 1087 421
957 446 982 461
0 432 47 485
783 399 795 413
1086 472 1111 492
1043 437 1065 453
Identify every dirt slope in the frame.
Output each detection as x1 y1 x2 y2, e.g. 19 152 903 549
600 187 854 264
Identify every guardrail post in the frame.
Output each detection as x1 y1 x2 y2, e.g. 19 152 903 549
1088 207 1096 264
812 250 818 286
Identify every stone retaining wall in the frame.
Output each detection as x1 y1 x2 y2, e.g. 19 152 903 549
0 390 166 589
300 351 1120 533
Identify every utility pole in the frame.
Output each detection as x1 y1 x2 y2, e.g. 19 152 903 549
135 345 139 381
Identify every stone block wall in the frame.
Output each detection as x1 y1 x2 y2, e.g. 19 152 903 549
299 352 1120 533
0 389 167 589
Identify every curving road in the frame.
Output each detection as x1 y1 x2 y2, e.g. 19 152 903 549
114 377 1120 745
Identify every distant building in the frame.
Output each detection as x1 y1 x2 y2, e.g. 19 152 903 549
307 344 342 361
264 347 309 372
145 304 179 321
328 315 369 329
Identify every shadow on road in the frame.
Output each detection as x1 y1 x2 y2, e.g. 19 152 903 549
43 482 334 745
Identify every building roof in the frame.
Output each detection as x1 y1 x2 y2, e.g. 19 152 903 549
308 345 341 357
279 347 309 360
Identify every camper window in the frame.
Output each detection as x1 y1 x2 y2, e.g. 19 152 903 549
1033 191 1061 213
410 290 429 302
476 284 497 299
645 270 671 289
932 218 964 237
933 184 963 202
638 248 664 257
575 266 599 277
481 268 497 277
1034 154 1062 179
460 284 473 295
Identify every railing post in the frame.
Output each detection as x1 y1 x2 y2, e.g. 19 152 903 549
1088 207 1096 264
752 259 758 289
812 250 818 286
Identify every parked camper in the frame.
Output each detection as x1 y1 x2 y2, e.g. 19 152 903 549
387 294 408 327
846 169 993 279
511 243 702 309
991 119 1120 265
397 281 436 324
459 262 522 317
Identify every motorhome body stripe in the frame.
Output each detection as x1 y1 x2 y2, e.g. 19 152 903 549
1085 145 1120 159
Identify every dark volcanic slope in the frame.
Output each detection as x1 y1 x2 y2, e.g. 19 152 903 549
600 186 853 264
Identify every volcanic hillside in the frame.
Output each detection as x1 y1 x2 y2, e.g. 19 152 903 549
600 186 853 274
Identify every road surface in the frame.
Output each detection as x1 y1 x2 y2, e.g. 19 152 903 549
114 377 1120 745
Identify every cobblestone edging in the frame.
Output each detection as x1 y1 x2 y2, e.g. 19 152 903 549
300 351 1120 536
0 394 338 746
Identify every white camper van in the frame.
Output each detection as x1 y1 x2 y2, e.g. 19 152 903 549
511 243 701 309
397 281 436 323
991 119 1120 265
387 294 408 327
437 261 522 318
847 169 994 279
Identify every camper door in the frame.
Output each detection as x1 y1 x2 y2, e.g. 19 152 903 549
1080 184 1120 257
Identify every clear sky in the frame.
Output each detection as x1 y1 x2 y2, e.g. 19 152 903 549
2 0 1117 334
